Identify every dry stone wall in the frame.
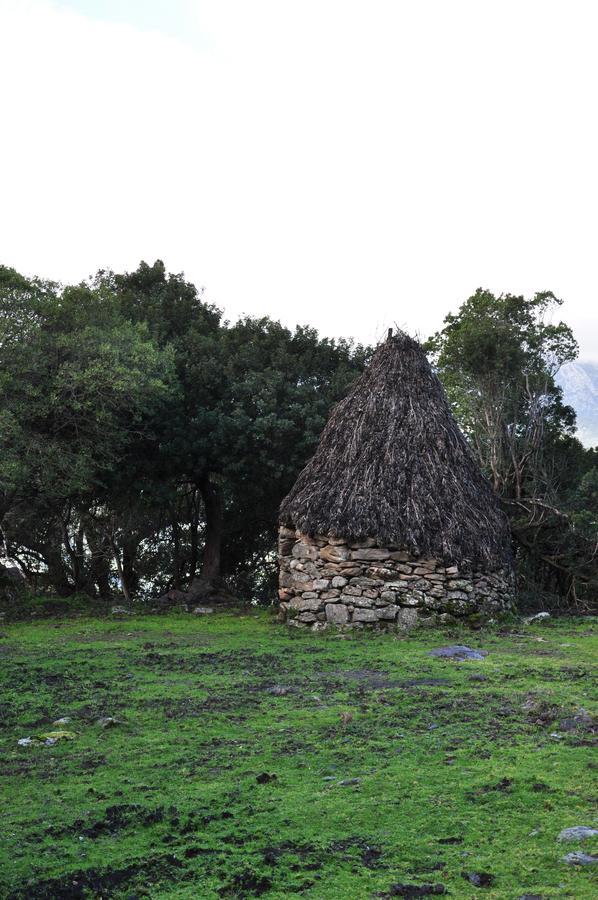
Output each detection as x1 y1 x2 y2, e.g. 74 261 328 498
278 528 514 630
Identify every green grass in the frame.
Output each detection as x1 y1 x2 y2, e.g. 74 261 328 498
0 611 596 898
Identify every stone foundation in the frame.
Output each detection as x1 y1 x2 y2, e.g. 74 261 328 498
278 528 515 630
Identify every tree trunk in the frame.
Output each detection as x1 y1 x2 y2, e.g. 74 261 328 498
188 488 200 582
90 541 112 600
60 514 89 593
109 537 131 605
43 546 73 596
198 473 223 581
172 511 182 590
122 538 139 596
84 521 112 600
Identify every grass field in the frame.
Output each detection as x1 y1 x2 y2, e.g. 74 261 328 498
0 611 596 898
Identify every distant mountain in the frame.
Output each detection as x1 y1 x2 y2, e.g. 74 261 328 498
556 361 598 448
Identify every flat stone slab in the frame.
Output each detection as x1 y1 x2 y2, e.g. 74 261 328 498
562 852 597 866
429 645 488 661
558 826 598 842
265 685 291 696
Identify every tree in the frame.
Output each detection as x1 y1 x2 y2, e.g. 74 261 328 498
426 288 596 609
104 262 370 600
193 317 370 599
426 289 578 498
0 265 178 599
38 260 371 603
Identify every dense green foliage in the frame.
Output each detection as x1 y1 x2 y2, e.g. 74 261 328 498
0 262 368 603
1 267 595 609
427 290 597 610
1 612 596 898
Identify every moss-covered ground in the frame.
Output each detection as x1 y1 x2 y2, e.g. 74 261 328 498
0 611 596 899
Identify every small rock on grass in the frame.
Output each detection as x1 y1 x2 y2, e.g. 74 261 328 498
52 717 72 726
562 851 597 866
96 717 119 728
111 606 132 615
462 871 494 887
18 731 76 747
265 685 290 696
524 612 551 624
192 606 214 615
40 730 76 742
558 826 598 842
429 645 487 661
558 708 595 733
338 777 361 786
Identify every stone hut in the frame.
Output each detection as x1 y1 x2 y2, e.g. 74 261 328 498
278 330 515 629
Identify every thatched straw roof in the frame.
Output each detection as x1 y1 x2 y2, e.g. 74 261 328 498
280 330 512 571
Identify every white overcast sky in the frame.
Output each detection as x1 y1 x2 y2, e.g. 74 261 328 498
1 0 597 359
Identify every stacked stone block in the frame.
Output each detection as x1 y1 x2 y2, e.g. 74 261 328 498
278 528 514 629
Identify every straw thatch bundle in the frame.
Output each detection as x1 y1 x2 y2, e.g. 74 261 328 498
280 330 511 571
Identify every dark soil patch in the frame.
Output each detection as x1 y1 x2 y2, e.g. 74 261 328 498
218 869 273 897
531 781 553 792
46 803 175 839
8 853 184 899
330 837 384 869
259 836 383 875
256 772 277 784
466 777 513 800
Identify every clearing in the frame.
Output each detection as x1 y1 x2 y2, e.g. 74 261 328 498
0 611 596 898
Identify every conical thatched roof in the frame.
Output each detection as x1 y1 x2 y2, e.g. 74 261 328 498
280 330 512 571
